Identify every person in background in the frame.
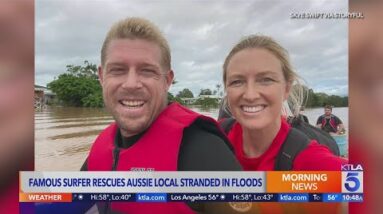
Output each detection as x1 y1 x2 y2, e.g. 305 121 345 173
316 105 345 134
287 105 309 125
297 106 309 123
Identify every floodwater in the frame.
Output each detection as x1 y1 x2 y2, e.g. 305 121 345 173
35 106 348 171
35 107 113 171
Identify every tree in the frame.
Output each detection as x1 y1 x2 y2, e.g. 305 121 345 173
167 78 185 105
176 88 194 98
168 92 185 105
215 84 221 96
301 87 348 108
48 61 104 107
66 60 98 79
199 88 212 96
194 97 219 108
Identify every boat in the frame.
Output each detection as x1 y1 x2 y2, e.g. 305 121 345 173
330 133 348 157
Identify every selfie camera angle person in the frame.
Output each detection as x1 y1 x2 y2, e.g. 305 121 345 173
79 17 241 214
217 35 348 214
220 35 347 171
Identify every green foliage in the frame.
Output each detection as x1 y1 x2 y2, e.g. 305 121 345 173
168 92 185 105
82 89 104 108
47 61 104 107
199 88 212 95
301 87 348 108
66 60 98 79
194 97 219 107
176 88 194 98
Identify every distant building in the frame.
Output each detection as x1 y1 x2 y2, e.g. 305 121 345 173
180 97 198 105
180 95 222 105
34 85 56 108
198 95 221 100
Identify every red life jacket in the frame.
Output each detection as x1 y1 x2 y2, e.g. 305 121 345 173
221 120 343 213
321 115 337 131
87 102 217 214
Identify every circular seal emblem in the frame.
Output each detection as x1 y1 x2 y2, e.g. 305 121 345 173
229 202 252 212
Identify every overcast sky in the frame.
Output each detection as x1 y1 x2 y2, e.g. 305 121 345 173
36 0 348 96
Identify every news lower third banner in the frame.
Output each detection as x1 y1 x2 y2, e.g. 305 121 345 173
19 164 363 203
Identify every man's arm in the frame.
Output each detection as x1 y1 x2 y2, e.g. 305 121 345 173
178 122 242 171
178 121 242 213
334 116 345 134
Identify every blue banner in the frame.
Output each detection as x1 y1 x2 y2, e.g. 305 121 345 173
323 193 342 202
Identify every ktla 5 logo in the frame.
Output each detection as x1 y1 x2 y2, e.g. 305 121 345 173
342 171 363 193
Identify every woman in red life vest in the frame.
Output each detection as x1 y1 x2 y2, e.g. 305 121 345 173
222 35 346 171
219 35 347 213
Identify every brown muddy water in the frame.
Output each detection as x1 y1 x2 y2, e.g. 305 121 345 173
35 107 113 171
35 106 218 171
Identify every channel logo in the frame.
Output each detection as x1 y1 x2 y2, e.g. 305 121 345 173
341 164 363 193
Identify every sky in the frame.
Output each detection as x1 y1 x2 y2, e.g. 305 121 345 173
36 0 348 96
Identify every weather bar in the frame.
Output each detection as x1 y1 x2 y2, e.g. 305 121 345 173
61 193 363 203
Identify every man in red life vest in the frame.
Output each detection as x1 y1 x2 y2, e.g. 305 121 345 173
316 105 345 134
80 17 241 214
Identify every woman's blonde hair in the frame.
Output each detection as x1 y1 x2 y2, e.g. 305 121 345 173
222 35 306 117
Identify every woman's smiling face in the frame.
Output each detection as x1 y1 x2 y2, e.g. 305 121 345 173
225 48 290 131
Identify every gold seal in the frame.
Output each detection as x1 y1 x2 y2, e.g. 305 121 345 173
228 202 252 212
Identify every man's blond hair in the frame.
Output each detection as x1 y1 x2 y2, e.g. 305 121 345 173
101 17 171 70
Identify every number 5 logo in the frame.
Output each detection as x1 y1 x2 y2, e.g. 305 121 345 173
345 172 360 192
